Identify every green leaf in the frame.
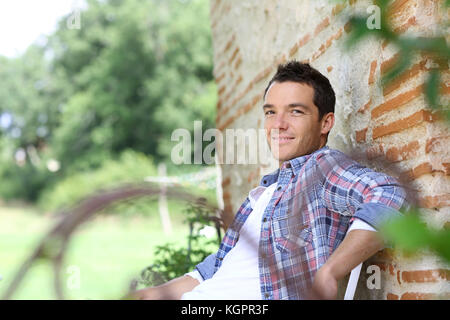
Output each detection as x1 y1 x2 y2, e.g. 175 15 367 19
381 212 450 263
425 68 440 110
381 49 413 87
380 214 432 252
344 16 373 49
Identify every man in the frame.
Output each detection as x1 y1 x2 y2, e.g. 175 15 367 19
130 61 408 300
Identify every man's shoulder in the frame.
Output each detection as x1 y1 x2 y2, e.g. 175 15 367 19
312 147 364 169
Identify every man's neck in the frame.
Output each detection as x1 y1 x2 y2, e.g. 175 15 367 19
278 143 327 168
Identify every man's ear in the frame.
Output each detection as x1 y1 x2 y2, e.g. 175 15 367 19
320 112 334 135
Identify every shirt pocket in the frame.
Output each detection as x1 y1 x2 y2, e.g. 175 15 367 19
272 214 312 253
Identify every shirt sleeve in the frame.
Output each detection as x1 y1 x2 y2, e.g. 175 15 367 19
348 218 377 232
194 253 217 281
318 150 410 230
184 270 204 283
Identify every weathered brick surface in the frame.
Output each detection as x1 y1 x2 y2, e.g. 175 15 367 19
210 0 449 300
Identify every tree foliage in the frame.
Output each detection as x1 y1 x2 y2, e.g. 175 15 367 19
0 0 216 202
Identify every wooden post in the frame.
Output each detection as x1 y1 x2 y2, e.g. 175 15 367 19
158 163 172 235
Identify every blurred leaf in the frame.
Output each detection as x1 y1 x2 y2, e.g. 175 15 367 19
344 16 372 49
381 214 432 252
381 49 413 87
381 212 450 263
425 68 440 110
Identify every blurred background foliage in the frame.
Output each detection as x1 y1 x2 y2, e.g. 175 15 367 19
0 0 217 206
0 0 219 299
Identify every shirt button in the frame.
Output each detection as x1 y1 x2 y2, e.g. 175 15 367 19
277 186 282 191
263 217 267 222
263 180 267 184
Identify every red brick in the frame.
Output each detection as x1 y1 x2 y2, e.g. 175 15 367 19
215 72 226 85
373 263 388 273
400 162 434 181
387 0 412 20
383 60 428 96
314 17 330 37
344 21 352 33
393 16 417 34
298 33 311 49
355 128 368 143
381 53 400 76
388 0 410 12
387 293 399 300
402 269 450 283
372 109 439 139
228 47 240 64
368 60 377 85
372 85 424 119
221 177 231 188
357 98 372 114
332 2 346 16
419 194 450 209
234 57 242 70
311 28 343 61
366 144 385 160
289 42 299 57
254 65 273 85
276 54 287 65
222 191 231 201
217 85 226 96
223 34 235 53
400 292 437 300
385 140 420 162
402 161 450 181
214 59 227 77
375 248 396 261
390 265 396 277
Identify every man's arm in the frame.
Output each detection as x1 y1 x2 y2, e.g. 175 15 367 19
308 229 384 299
124 275 200 300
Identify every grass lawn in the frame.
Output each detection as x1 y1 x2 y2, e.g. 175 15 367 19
0 201 196 300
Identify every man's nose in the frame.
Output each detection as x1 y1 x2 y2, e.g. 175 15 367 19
273 113 289 129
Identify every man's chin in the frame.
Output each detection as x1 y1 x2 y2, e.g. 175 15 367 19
272 153 294 162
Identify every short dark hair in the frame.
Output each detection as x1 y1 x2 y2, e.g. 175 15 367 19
264 61 335 120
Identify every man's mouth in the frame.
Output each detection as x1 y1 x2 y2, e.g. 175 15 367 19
272 136 295 144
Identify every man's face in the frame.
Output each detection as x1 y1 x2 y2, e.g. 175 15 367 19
263 81 332 162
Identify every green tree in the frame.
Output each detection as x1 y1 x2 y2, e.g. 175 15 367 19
48 0 216 174
0 0 216 202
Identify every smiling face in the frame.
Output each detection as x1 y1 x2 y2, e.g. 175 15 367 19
263 81 334 164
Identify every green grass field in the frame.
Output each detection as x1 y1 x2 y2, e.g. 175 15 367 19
0 202 194 300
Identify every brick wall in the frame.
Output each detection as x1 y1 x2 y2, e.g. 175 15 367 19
210 0 449 299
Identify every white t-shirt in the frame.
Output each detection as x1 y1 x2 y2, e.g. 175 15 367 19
181 183 376 300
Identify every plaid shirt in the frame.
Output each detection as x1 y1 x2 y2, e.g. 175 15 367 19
196 146 408 300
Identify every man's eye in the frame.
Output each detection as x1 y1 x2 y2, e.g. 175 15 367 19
265 111 274 116
292 109 304 114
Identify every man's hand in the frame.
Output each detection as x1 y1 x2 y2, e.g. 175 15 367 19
308 229 384 300
123 275 200 300
307 265 337 300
